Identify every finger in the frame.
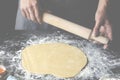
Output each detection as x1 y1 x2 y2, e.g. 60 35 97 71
108 32 113 41
103 44 108 49
28 7 36 22
93 20 101 37
105 24 113 41
25 8 31 20
100 26 105 33
99 26 105 36
107 28 112 41
21 9 27 18
33 4 41 24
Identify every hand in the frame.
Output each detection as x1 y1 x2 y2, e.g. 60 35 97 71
20 0 42 23
92 9 112 49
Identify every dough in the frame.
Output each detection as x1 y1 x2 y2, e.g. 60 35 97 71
21 43 87 78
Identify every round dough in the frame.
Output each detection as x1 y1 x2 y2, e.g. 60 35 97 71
21 43 87 78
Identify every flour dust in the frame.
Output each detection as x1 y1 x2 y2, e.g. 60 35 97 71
0 32 120 80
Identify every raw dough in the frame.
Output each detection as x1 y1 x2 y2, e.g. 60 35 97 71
21 43 87 78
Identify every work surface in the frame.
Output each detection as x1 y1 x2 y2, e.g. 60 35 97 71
0 29 120 80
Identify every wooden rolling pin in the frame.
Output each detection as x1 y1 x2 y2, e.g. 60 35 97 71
43 13 109 44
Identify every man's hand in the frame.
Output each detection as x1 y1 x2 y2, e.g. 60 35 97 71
20 0 41 23
92 0 112 49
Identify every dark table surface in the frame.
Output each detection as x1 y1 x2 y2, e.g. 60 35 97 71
0 29 120 80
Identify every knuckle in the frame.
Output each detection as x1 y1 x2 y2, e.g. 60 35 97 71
20 6 25 11
21 7 27 11
32 1 37 6
21 5 29 10
26 5 32 9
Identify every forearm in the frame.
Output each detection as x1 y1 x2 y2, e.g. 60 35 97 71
97 0 109 11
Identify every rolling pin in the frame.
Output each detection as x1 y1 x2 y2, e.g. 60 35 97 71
43 13 109 44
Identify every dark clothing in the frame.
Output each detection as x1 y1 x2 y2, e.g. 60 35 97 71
15 0 98 30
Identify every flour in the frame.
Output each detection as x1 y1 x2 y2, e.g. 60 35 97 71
0 32 120 80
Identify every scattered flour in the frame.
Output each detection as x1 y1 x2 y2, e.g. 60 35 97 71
0 32 120 80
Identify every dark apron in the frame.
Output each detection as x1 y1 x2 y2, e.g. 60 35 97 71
15 0 98 30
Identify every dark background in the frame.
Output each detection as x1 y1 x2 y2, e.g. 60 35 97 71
0 0 120 52
0 0 18 32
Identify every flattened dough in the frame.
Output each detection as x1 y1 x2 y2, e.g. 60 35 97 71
21 43 87 78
